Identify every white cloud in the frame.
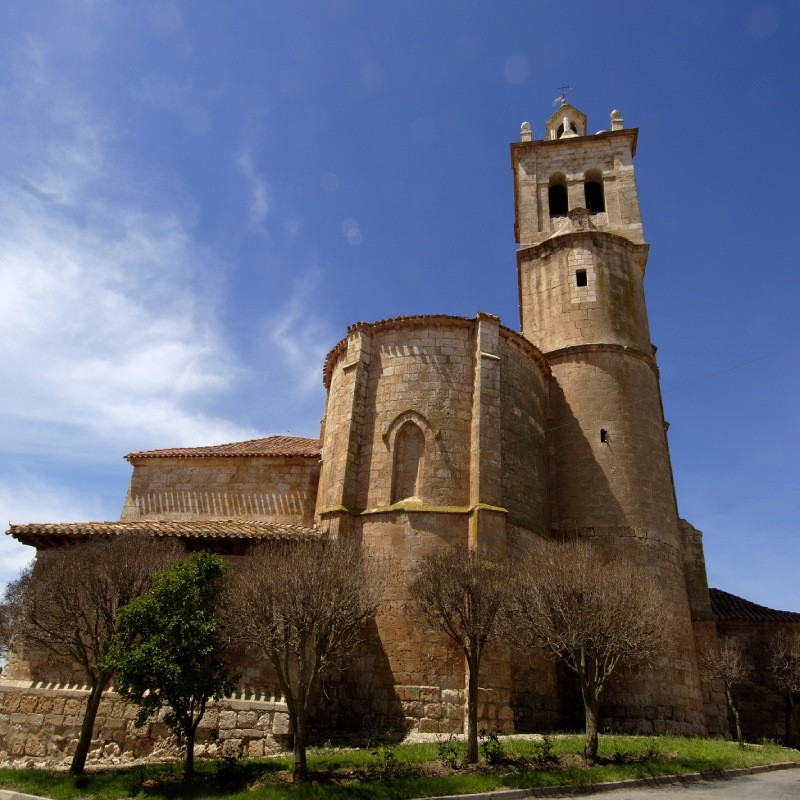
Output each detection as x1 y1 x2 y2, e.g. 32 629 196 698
263 268 335 395
0 474 111 588
0 38 259 463
237 149 270 228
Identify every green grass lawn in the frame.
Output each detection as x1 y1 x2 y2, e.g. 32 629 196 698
0 735 798 800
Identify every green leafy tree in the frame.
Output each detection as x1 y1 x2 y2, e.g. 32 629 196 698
409 549 512 764
107 551 235 778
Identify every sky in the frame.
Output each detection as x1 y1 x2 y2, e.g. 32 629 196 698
0 1 797 612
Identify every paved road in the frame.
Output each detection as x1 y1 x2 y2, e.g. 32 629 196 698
598 768 800 799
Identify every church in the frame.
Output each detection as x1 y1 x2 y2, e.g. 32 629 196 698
2 101 797 764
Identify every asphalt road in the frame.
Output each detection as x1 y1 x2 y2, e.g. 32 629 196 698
598 768 800 799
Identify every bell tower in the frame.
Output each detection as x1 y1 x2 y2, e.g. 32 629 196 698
511 101 711 735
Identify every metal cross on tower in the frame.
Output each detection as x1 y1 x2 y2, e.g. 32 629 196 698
554 84 571 105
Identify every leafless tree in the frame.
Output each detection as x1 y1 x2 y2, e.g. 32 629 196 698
22 535 179 774
0 564 31 664
767 630 800 744
409 548 512 764
228 537 382 783
698 638 751 746
509 541 670 761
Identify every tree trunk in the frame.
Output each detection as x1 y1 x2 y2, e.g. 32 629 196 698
185 724 196 779
466 657 479 764
70 677 108 775
785 693 793 746
292 708 309 782
584 698 600 761
725 684 743 747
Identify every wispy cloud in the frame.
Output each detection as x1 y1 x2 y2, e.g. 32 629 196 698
265 268 336 395
0 473 111 586
0 40 258 460
237 149 270 228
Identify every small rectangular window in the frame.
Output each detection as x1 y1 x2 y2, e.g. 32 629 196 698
576 269 587 287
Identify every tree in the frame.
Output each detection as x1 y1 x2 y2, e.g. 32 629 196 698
0 564 31 663
767 630 800 745
107 551 235 779
22 535 176 774
698 638 751 746
409 548 511 764
509 541 670 761
228 538 382 783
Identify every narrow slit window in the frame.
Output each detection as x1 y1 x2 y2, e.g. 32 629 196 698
392 421 425 503
576 269 587 287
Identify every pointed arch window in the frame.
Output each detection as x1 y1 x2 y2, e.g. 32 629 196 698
391 420 425 503
548 173 568 218
584 169 605 213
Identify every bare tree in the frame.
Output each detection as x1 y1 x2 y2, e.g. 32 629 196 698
23 535 178 774
767 630 800 745
409 548 512 764
0 564 31 664
228 537 382 783
509 541 670 761
698 638 751 746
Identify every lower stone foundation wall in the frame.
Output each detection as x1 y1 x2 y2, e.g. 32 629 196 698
0 683 290 767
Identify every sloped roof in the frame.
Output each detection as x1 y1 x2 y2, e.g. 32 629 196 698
7 520 323 547
710 588 800 622
125 435 321 461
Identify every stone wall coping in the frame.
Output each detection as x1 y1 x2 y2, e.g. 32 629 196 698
318 502 508 518
322 313 550 389
0 681 289 711
545 343 658 375
516 229 650 270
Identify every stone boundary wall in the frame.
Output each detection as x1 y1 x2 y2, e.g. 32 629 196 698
0 684 290 768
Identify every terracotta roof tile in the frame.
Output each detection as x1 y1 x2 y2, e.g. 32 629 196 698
7 520 323 547
709 588 800 622
125 435 321 461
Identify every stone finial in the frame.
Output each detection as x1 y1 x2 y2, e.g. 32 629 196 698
520 121 532 142
610 109 624 131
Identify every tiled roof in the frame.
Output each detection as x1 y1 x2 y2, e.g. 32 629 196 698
125 435 321 461
709 588 800 622
7 520 323 547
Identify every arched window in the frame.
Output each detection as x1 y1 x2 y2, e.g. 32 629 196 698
548 173 568 218
584 170 605 213
391 421 425 503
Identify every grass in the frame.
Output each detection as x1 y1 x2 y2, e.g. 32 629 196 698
0 735 797 800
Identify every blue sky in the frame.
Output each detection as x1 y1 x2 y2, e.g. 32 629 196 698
1 1 797 612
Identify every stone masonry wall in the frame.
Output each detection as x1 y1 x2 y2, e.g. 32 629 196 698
356 321 475 510
0 684 290 767
121 456 319 526
518 232 651 355
499 335 549 534
716 620 800 741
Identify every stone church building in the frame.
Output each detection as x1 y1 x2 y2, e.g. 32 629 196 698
2 102 796 763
